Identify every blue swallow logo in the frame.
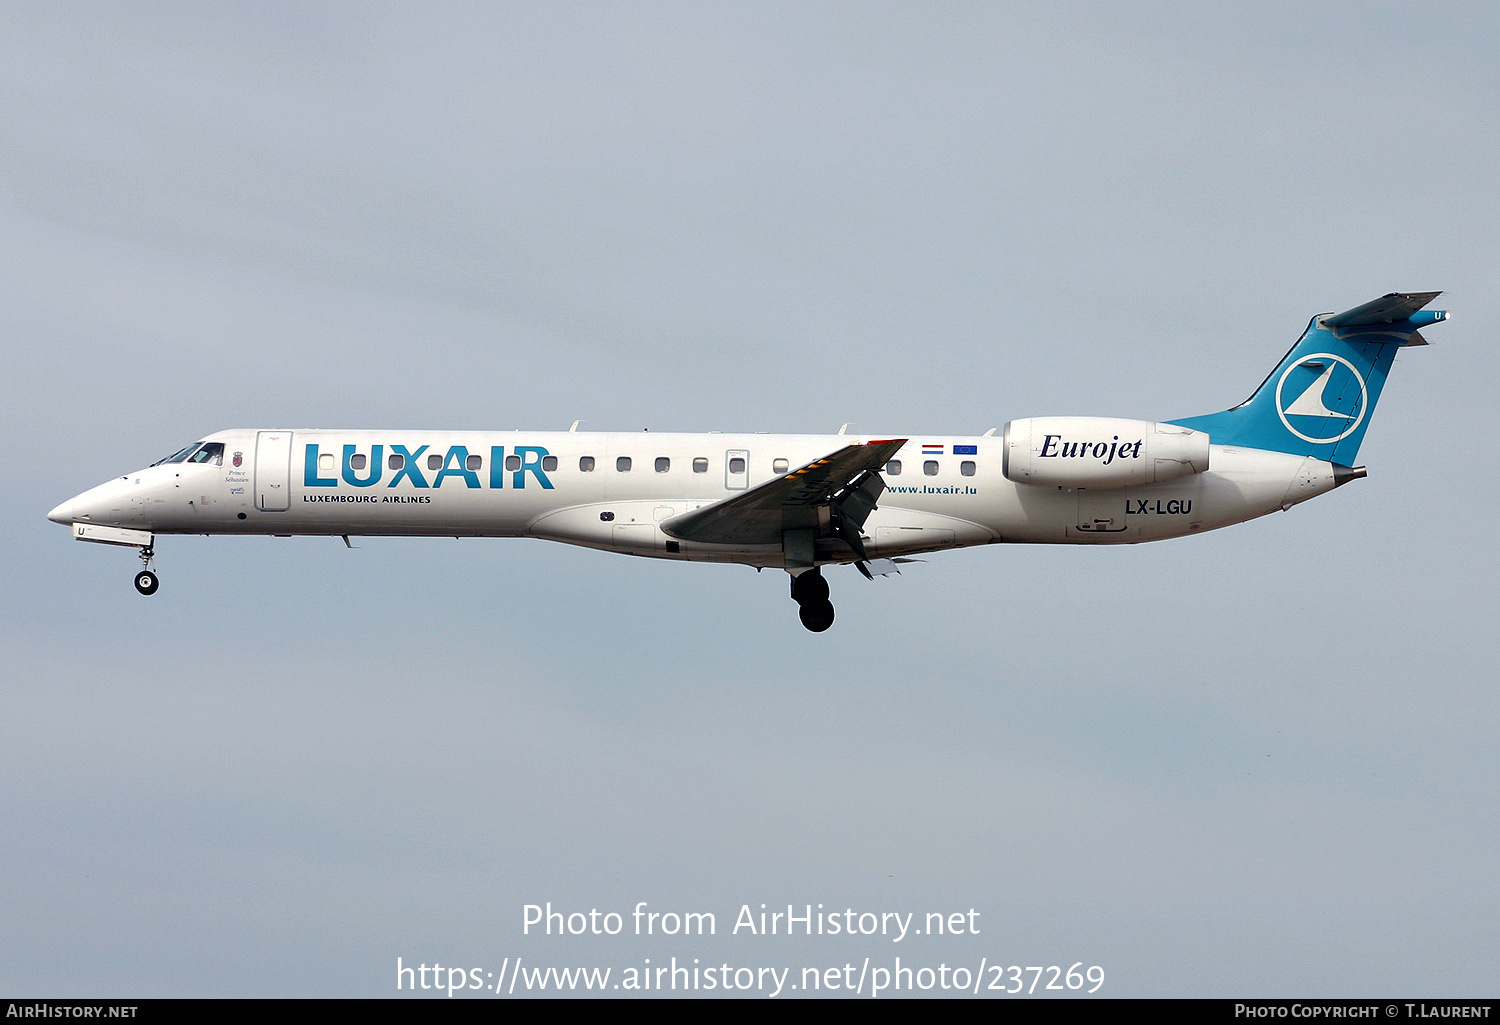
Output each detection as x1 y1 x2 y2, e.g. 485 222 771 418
1275 353 1368 444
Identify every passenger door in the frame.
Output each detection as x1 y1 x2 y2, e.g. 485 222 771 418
255 431 292 511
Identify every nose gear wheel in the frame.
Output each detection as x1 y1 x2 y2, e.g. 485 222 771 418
133 546 159 596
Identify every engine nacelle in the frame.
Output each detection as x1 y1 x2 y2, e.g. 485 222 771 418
1003 417 1210 489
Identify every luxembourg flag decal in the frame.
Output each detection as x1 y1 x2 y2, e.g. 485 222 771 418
922 443 944 455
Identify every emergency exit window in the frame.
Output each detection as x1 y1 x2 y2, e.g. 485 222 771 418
728 457 746 474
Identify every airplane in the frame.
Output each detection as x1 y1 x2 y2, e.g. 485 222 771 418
47 291 1445 631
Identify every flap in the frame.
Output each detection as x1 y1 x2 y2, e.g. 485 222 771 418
660 439 907 546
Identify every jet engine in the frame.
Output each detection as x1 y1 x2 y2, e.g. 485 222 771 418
1002 417 1210 489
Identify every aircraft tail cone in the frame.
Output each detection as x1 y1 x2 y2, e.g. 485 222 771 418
1332 464 1367 488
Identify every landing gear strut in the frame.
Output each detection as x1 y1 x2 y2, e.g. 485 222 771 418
790 568 834 632
133 546 159 596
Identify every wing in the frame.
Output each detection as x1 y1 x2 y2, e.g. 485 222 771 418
660 439 907 547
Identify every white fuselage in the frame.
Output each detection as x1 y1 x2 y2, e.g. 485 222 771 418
52 428 1340 567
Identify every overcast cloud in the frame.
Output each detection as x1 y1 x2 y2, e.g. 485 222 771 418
2 1 1497 997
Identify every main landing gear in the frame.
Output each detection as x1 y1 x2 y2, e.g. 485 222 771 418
133 546 159 596
790 568 834 632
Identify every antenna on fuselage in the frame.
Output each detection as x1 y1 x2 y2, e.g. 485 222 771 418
569 420 582 432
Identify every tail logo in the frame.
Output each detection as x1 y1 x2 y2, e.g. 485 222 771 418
1275 353 1368 444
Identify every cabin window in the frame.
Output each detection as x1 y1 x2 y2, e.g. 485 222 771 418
426 454 442 471
505 454 521 471
320 453 335 473
961 460 976 476
542 455 558 472
466 454 482 471
886 460 901 475
580 456 595 472
692 457 708 473
349 453 367 471
772 458 789 474
728 457 746 474
617 456 632 472
655 457 670 473
924 460 939 476
388 453 404 470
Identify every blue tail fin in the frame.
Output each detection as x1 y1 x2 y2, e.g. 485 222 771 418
1169 292 1446 465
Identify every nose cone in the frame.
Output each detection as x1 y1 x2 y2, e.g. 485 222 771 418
51 477 137 528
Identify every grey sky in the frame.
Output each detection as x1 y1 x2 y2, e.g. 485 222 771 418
2 1 1497 997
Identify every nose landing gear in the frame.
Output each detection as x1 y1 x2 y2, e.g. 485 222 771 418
133 546 159 596
790 568 835 632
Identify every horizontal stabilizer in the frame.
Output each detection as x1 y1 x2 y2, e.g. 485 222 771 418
1325 291 1442 327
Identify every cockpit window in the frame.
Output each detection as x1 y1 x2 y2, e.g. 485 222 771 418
154 443 203 466
186 443 224 466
